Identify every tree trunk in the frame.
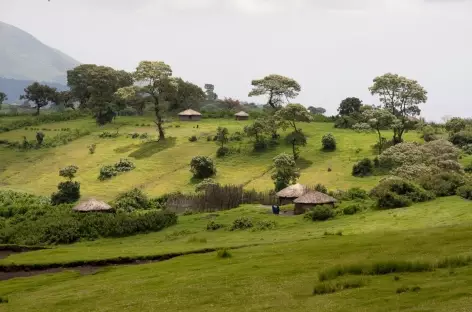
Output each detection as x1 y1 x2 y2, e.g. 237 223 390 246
153 97 165 141
377 130 382 155
35 105 40 116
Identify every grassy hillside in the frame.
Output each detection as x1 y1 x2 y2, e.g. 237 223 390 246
1 197 472 311
0 116 420 200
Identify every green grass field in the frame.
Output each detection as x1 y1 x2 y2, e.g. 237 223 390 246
1 116 472 311
0 116 420 200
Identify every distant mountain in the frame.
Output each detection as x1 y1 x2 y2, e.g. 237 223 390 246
0 78 68 103
0 21 80 101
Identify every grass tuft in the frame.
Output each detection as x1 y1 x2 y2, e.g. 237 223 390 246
313 279 366 296
217 248 232 259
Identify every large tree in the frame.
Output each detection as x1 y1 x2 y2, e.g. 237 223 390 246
204 84 218 101
308 106 326 115
0 91 7 109
369 73 427 144
219 97 241 111
51 90 76 110
67 64 96 108
20 82 57 115
275 103 312 132
249 74 301 109
167 78 206 111
363 108 398 155
116 61 173 140
337 97 363 116
271 153 300 191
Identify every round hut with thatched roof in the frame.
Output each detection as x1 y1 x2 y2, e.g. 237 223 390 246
73 199 114 213
293 192 337 215
178 109 202 121
235 111 249 121
276 183 307 205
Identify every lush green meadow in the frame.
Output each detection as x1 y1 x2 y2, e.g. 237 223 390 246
0 116 420 200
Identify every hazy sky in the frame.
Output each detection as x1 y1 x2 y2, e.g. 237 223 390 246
1 0 471 120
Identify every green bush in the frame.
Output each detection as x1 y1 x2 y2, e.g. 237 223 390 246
112 188 150 212
99 165 117 181
344 187 369 200
418 172 466 197
343 204 362 215
457 184 472 200
0 191 50 218
114 159 135 173
206 220 224 231
98 131 120 139
190 156 216 179
352 158 373 177
314 184 328 193
51 181 81 205
216 146 230 158
253 140 268 152
253 220 277 231
217 248 232 258
188 135 198 142
376 191 412 209
230 132 243 141
450 131 472 147
321 133 336 151
306 206 335 221
230 217 253 230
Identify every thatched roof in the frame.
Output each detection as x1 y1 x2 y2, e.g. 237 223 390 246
73 199 113 212
235 111 249 117
178 109 201 116
276 184 307 198
293 192 337 205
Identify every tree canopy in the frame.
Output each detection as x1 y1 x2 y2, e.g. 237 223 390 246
271 153 300 191
249 74 301 109
20 82 57 115
338 97 363 116
363 108 398 154
308 106 326 115
275 103 312 132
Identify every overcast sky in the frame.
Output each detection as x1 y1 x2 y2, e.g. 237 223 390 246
1 0 471 120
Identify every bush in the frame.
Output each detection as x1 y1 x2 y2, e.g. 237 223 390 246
195 178 219 192
206 220 224 231
114 159 135 172
190 156 216 179
112 188 150 212
230 217 253 230
230 132 243 141
51 181 81 205
371 177 435 209
217 248 232 258
99 165 117 181
457 184 472 200
450 131 472 147
306 206 335 221
36 131 45 145
216 146 230 158
98 131 120 139
343 204 362 215
321 133 336 151
0 111 87 133
352 158 373 177
59 165 79 180
188 135 198 142
376 191 412 209
344 187 369 200
0 190 50 218
253 220 277 231
418 172 466 197
463 144 472 155
314 183 328 194
421 125 438 142
253 140 268 152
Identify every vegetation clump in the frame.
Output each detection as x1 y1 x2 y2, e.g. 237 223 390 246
321 133 337 151
112 188 151 212
217 248 232 259
271 153 300 191
305 206 335 221
190 156 216 179
313 279 366 296
352 158 373 177
206 220 225 231
99 159 135 181
51 165 80 205
230 217 254 230
457 184 472 200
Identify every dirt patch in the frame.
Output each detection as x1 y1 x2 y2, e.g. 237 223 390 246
0 266 103 282
0 245 47 260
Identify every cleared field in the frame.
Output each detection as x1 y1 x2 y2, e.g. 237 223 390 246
0 116 420 199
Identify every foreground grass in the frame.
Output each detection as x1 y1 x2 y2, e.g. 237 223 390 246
1 196 470 265
0 117 420 199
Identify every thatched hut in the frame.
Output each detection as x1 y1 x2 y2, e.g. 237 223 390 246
178 109 202 121
73 199 114 213
276 184 307 205
293 192 337 215
235 111 249 121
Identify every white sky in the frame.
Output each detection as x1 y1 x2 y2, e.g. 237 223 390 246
1 0 471 120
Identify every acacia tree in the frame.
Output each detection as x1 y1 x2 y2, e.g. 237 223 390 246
249 74 301 109
116 61 173 140
271 153 300 191
369 73 427 144
275 104 312 132
0 91 7 109
363 108 398 155
20 82 57 115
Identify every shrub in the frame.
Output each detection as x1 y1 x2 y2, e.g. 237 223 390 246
463 144 472 155
465 163 472 173
230 132 243 141
51 181 81 205
352 158 373 177
206 220 224 231
59 165 79 180
195 178 219 192
36 131 45 145
0 191 50 218
188 135 198 142
98 131 120 138
190 156 216 179
114 158 135 172
112 188 150 212
99 165 117 181
306 206 335 221
217 248 232 258
450 131 472 147
88 144 97 154
216 146 230 158
321 133 336 151
457 184 472 200
139 133 149 139
418 172 466 197
376 191 412 209
421 125 438 142
314 184 328 193
230 217 253 230
392 164 439 181
343 204 362 215
253 140 268 152
253 220 277 231
344 187 369 200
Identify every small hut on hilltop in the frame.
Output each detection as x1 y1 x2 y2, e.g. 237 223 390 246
276 184 307 205
293 192 337 215
235 111 249 121
73 199 114 213
178 109 202 121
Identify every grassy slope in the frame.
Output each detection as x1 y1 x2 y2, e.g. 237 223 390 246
2 205 472 311
0 116 419 199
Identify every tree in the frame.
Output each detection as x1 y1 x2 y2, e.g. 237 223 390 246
204 84 218 101
20 82 57 115
167 78 206 111
369 73 428 144
338 97 362 117
216 127 229 148
271 153 300 191
51 165 80 205
321 133 337 151
220 97 241 111
308 106 326 115
445 117 467 134
363 108 398 154
244 119 266 143
249 74 301 109
116 61 173 140
275 104 312 132
51 90 76 110
67 64 97 108
285 130 307 160
0 91 7 109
